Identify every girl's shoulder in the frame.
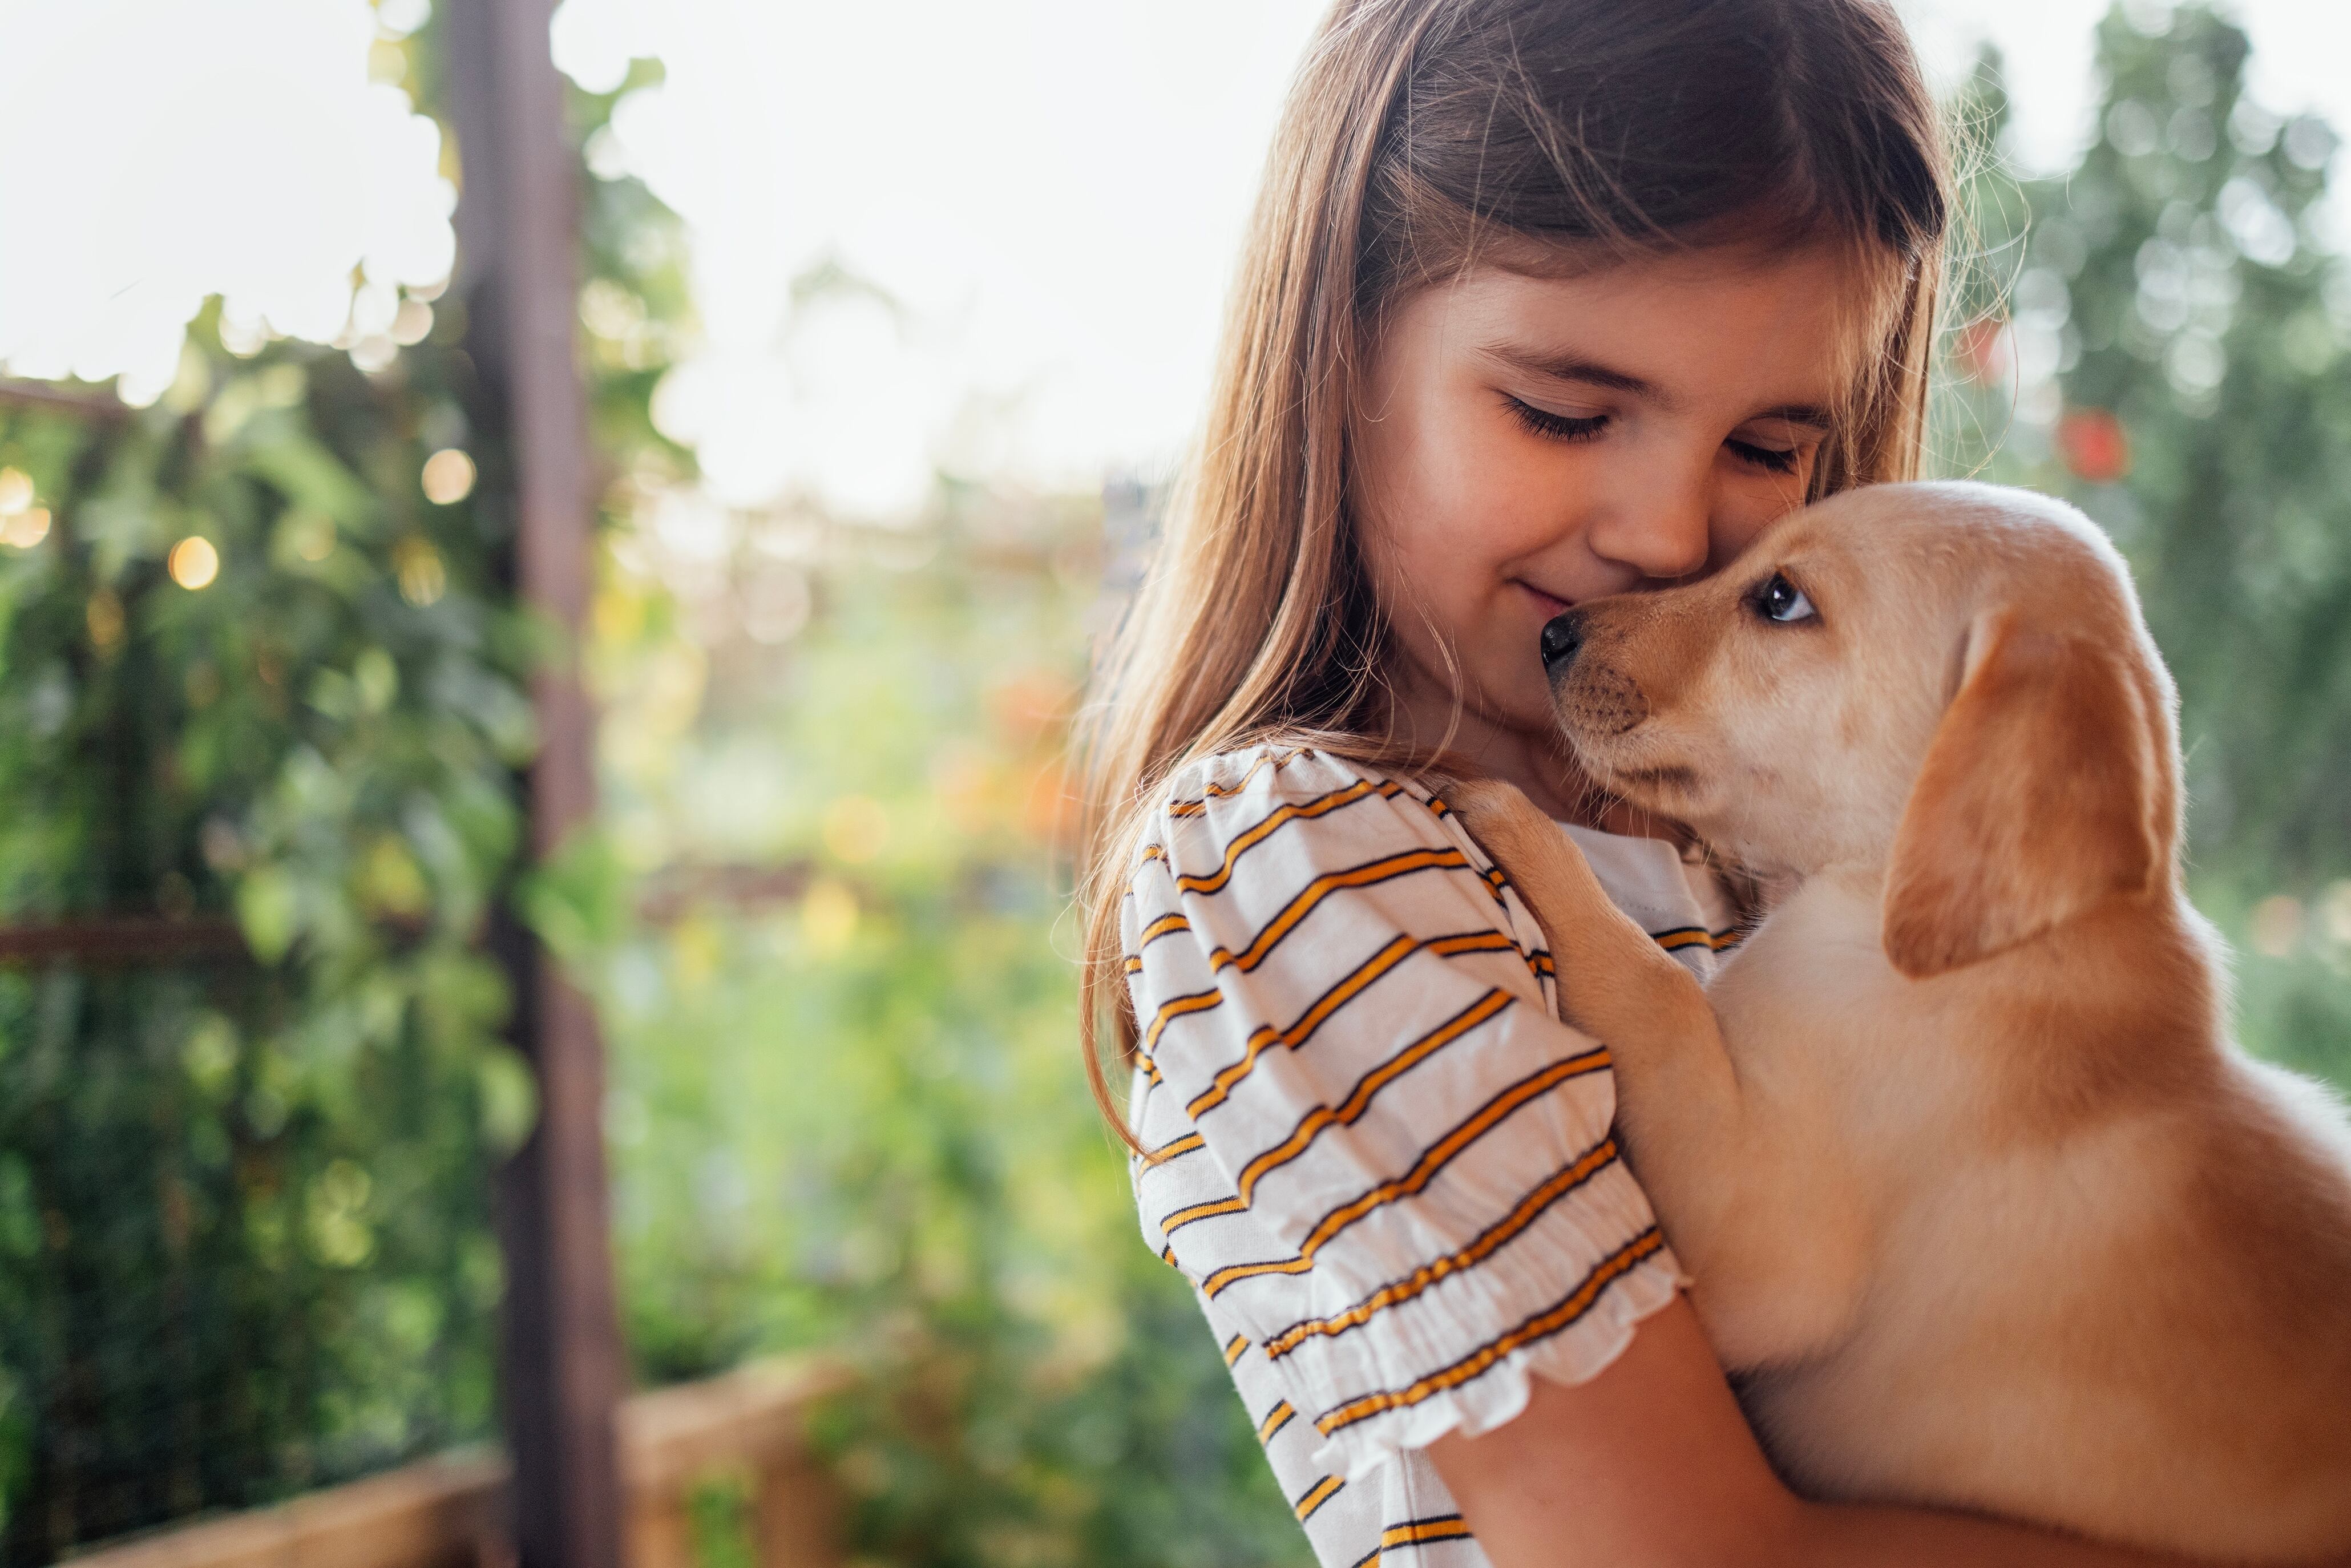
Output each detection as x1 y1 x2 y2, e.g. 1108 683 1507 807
1155 741 1447 819
1136 741 1504 910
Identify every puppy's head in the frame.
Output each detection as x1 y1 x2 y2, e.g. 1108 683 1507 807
1545 480 2179 977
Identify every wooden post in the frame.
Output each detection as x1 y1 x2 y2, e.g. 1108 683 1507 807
441 5 628 1568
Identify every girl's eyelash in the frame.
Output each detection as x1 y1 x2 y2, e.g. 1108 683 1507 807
1506 393 1805 474
1505 396 1607 443
1728 438 1800 474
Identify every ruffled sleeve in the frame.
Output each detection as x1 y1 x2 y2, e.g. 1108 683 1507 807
1123 746 1685 1480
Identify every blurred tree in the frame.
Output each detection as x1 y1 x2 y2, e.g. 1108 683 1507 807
0 13 696 1557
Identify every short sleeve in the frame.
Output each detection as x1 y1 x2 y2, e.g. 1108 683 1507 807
1122 747 1685 1480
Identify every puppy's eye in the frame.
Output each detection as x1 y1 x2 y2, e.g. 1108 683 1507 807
1753 573 1816 624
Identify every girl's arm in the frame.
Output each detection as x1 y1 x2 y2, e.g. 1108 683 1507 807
1431 1296 2305 1568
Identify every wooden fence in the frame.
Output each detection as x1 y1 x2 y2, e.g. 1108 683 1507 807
62 1360 849 1568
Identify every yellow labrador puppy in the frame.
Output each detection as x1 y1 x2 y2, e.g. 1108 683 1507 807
1448 481 2351 1558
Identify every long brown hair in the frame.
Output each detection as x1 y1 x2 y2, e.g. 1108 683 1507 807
1076 0 1952 1133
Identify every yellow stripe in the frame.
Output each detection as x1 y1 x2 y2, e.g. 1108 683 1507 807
1200 1251 1313 1298
1122 913 1193 977
1158 1244 1178 1268
1257 1400 1295 1443
1650 924 1741 952
1425 930 1514 958
1313 1228 1666 1437
1185 934 1419 1120
1146 1131 1204 1163
1429 927 1550 983
1262 1138 1619 1358
1223 1332 1251 1367
1160 1194 1248 1236
1231 989 1514 1204
1166 749 1307 816
1201 747 1302 798
1138 911 1191 946
1292 1474 1345 1522
1381 1516 1472 1548
1175 781 1404 895
1141 987 1222 1052
1200 1043 1609 1300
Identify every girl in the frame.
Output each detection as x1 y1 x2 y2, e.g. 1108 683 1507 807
1079 2 2231 1564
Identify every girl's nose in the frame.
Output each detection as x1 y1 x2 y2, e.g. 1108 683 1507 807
1587 472 1712 582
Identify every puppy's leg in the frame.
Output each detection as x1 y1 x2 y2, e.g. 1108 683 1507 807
1444 778 1722 1060
1446 779 1863 1368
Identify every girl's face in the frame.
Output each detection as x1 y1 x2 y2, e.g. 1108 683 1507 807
1354 246 1863 759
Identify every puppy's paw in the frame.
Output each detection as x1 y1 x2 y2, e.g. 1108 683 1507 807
1443 779 1613 918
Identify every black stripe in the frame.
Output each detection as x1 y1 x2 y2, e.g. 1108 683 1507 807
1258 1134 1621 1358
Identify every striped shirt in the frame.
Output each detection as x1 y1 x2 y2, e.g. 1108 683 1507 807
1122 745 1738 1567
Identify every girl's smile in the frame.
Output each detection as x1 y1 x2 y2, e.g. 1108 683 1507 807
1351 244 1865 822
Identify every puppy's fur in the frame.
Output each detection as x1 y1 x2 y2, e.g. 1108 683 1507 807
1449 482 2351 1557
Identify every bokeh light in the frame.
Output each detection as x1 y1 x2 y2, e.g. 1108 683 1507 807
168 536 221 589
421 448 476 504
0 507 51 549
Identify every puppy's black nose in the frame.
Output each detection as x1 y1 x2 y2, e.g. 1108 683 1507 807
1541 611 1586 672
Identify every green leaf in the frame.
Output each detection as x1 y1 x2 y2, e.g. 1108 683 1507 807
475 1044 539 1157
235 865 300 963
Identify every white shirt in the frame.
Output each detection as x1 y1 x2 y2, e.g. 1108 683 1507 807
1122 745 1738 1567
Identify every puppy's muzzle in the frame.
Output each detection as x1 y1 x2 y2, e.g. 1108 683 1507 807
1542 610 1649 735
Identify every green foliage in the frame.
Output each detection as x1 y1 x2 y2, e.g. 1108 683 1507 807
588 508 1310 1566
0 324 527 1556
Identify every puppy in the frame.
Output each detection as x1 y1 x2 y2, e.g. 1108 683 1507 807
1448 481 2351 1558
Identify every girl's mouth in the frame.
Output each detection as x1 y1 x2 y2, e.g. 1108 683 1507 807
1514 580 1573 620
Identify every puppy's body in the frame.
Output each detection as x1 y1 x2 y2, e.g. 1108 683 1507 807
1451 482 2351 1557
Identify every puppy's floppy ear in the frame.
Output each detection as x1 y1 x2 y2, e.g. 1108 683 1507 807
1883 608 2166 979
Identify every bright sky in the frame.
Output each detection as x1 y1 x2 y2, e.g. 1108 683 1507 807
0 0 2344 512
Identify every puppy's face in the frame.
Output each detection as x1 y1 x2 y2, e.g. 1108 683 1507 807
1546 482 2180 972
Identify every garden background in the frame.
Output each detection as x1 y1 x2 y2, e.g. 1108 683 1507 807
2 2 2348 1564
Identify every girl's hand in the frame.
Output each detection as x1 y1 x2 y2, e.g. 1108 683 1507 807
1429 1296 2295 1568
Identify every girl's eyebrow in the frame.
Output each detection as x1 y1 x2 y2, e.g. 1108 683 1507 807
1479 341 1835 433
1480 342 1658 399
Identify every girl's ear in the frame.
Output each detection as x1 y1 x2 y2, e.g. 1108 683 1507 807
1881 608 2167 979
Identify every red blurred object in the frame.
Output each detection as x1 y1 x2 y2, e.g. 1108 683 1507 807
1955 317 2014 385
2057 407 2131 482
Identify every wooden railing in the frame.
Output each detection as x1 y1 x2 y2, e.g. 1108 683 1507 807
64 1359 850 1568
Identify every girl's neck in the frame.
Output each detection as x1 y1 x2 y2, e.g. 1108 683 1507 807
1384 673 1683 844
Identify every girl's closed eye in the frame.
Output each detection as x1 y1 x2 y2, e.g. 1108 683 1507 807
1726 434 1801 473
1504 394 1609 444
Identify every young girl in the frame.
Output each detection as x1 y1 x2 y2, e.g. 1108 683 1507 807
1078 2 2224 1565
